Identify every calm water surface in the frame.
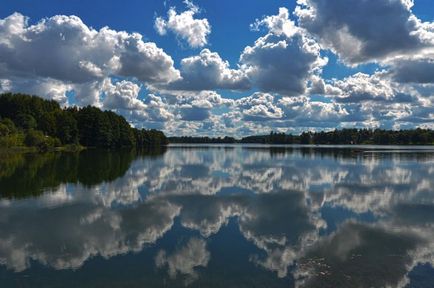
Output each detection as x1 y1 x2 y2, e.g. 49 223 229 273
1 145 434 287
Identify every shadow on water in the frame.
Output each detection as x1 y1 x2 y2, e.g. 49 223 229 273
0 146 167 199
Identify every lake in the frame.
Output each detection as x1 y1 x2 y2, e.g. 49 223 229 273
1 145 434 287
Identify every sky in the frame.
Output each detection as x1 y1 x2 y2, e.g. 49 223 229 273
0 0 434 136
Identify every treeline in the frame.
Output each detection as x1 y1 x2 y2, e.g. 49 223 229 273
168 136 236 144
169 129 434 145
0 93 167 151
242 129 434 145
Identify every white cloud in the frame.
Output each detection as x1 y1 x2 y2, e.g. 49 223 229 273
251 7 298 38
116 36 180 83
241 9 327 96
174 90 231 121
280 96 348 122
103 80 145 111
308 75 341 95
0 77 71 105
295 0 434 65
331 72 416 103
143 94 174 122
236 93 284 121
159 8 326 95
0 12 180 105
155 1 211 48
101 81 176 128
165 49 250 90
1 4 434 136
73 80 105 107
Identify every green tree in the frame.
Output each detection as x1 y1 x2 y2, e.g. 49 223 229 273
0 93 168 149
38 112 57 136
24 130 46 147
55 111 78 144
16 113 37 130
0 123 9 137
1 118 17 134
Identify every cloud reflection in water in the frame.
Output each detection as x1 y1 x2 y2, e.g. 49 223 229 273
0 146 434 287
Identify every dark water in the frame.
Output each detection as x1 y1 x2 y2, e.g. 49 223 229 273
1 145 434 288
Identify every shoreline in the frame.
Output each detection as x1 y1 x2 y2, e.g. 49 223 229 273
0 145 85 154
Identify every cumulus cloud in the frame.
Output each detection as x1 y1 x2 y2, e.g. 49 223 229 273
279 96 349 124
159 8 326 95
142 94 174 122
73 80 108 107
155 0 211 48
236 93 283 121
99 79 176 128
335 73 404 103
1 4 434 135
292 71 434 130
220 91 350 132
241 8 327 95
390 58 434 84
308 75 341 95
251 7 298 38
295 0 434 65
331 72 415 103
164 49 250 91
103 80 144 111
0 12 180 105
161 90 232 122
0 13 180 84
159 76 433 134
0 77 72 105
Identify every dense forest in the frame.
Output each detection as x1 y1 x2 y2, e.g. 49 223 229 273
171 129 434 145
168 136 237 144
0 93 167 151
241 129 434 145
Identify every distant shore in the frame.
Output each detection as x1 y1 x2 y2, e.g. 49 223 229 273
169 129 434 145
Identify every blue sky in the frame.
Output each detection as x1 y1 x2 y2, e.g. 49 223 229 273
1 0 434 136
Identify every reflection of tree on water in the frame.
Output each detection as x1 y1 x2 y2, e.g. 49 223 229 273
0 152 25 179
0 147 167 199
244 146 361 159
243 146 434 162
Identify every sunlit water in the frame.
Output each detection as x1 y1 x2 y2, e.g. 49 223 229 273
1 145 434 287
